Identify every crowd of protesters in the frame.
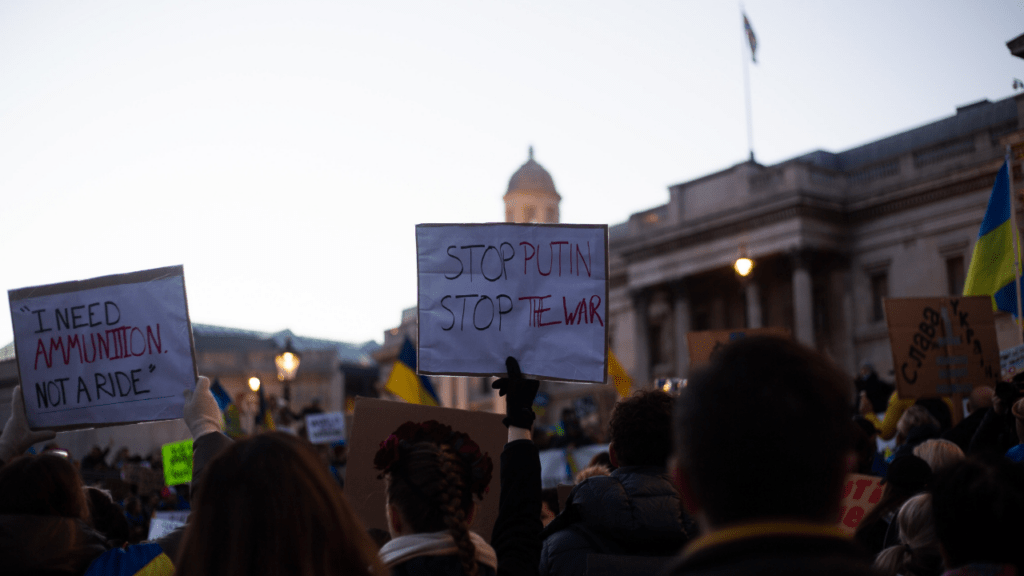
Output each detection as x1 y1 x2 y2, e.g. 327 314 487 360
2 336 1024 575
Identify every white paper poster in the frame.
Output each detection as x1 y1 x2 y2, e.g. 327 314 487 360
416 224 608 383
9 266 197 430
305 411 346 444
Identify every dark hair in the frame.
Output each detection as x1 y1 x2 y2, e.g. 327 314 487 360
675 336 853 525
84 486 130 546
587 451 612 470
930 456 1024 568
609 390 674 467
540 487 560 517
175 432 383 576
385 440 480 576
0 454 88 519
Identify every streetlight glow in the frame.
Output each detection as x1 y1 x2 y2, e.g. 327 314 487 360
734 257 754 277
248 377 261 392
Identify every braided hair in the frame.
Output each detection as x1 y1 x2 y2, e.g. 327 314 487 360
386 440 480 576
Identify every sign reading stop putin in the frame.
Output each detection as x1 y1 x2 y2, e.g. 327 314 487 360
416 224 608 384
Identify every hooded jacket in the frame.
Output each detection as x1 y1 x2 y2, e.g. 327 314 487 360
538 466 692 576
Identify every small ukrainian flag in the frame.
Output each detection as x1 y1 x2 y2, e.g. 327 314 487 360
385 337 440 406
963 160 1021 316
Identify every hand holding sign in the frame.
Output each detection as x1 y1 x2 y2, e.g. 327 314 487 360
183 376 222 439
0 386 56 462
491 357 539 429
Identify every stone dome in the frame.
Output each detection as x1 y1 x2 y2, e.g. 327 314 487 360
507 147 560 198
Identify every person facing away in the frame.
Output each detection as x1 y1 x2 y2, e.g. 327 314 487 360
665 335 878 576
374 420 497 576
174 431 385 576
539 389 693 576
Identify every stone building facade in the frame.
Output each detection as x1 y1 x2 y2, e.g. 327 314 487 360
608 94 1024 386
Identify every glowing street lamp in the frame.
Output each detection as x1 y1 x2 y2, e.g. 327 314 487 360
275 337 301 402
734 256 754 277
248 377 261 392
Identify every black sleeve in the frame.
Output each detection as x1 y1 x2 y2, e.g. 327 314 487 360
968 408 1008 456
492 438 543 576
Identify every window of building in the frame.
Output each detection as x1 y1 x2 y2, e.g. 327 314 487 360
524 205 536 222
870 272 888 322
946 255 965 296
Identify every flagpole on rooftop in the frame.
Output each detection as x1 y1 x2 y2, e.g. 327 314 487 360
740 6 756 163
1008 144 1024 343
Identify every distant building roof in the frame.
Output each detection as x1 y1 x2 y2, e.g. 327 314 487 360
791 97 1018 172
507 146 560 198
187 324 377 366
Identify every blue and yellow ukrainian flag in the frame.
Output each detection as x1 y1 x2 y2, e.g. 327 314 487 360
964 161 1021 315
385 337 439 406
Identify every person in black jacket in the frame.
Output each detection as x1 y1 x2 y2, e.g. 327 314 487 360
539 389 692 576
665 336 877 576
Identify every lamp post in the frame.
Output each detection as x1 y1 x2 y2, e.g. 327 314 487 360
275 337 301 406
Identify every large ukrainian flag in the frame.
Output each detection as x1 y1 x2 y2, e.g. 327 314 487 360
964 161 1021 315
385 337 440 406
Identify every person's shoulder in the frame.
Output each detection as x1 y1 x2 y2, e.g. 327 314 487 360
84 542 173 576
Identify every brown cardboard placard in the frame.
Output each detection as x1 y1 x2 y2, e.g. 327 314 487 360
345 397 507 541
885 296 999 399
836 473 883 536
8 265 197 431
686 327 791 370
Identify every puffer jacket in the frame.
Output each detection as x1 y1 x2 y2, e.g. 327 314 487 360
538 466 693 576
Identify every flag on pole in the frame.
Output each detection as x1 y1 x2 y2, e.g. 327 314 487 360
608 348 633 398
743 12 758 63
385 337 440 406
963 160 1021 316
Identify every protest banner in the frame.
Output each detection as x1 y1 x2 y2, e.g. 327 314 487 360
836 473 883 536
686 327 790 370
161 438 193 486
885 296 999 399
147 510 190 541
8 266 197 430
345 397 506 541
1001 343 1024 379
305 411 346 444
416 224 608 384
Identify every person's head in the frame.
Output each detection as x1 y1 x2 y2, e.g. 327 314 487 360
896 405 940 445
967 386 994 414
175 432 383 576
574 464 611 484
874 493 941 576
0 454 88 519
674 336 853 528
859 360 876 379
852 416 879 474
375 420 493 576
912 439 964 475
930 456 1024 568
84 486 130 546
608 389 674 468
540 488 559 527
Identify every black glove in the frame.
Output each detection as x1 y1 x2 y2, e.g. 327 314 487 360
491 357 540 429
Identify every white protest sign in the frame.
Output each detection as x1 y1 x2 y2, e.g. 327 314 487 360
305 411 346 444
416 224 608 383
8 266 197 430
147 510 190 541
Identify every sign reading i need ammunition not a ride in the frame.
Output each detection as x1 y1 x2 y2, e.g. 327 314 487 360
8 266 197 430
884 296 1000 399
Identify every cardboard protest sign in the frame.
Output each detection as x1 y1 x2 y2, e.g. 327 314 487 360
836 473 883 535
161 438 193 486
305 411 346 444
686 327 790 370
345 397 506 541
885 297 999 399
416 224 608 384
8 266 197 430
1001 343 1024 379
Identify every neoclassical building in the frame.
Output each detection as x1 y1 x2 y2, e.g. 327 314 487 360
608 94 1024 386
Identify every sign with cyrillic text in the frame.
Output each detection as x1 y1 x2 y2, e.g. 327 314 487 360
686 327 791 370
161 438 193 486
416 224 608 383
306 411 346 444
9 266 197 430
836 473 883 536
885 296 999 399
